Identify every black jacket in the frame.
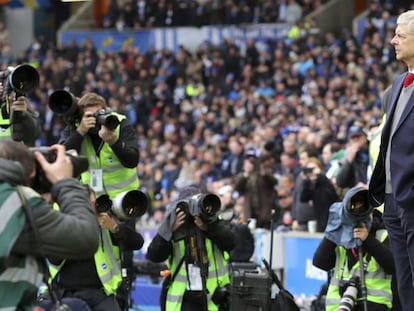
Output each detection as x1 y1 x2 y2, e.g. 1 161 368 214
146 219 236 263
61 117 139 169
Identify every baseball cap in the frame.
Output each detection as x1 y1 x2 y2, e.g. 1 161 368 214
348 125 366 138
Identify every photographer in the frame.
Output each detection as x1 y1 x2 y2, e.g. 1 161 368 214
59 92 140 309
38 185 144 311
313 186 395 311
146 186 237 311
0 141 100 309
0 86 41 146
60 92 140 199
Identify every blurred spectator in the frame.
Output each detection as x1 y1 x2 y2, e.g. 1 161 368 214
321 140 346 189
233 152 278 229
285 0 303 25
299 156 340 232
336 124 370 190
291 148 317 231
220 136 245 178
274 186 294 232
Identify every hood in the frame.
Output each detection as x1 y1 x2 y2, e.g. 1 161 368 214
0 158 26 186
157 186 200 241
325 186 372 249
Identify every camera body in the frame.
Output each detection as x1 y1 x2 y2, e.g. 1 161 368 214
173 193 221 240
48 91 119 132
92 109 120 131
29 147 89 194
338 276 360 311
95 190 148 221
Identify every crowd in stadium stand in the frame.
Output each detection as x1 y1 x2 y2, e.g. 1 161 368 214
0 0 412 231
102 0 328 30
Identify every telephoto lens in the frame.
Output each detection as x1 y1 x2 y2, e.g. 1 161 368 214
337 285 358 311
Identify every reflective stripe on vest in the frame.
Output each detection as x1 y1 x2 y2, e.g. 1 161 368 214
80 112 139 199
94 230 122 295
325 229 392 310
165 238 230 311
48 206 122 295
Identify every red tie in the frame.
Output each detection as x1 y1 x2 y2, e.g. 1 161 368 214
404 73 414 88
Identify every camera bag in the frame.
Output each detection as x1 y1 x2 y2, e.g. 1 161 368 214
229 262 272 311
262 259 300 311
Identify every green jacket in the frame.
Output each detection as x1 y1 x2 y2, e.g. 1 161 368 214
0 157 100 310
0 183 43 310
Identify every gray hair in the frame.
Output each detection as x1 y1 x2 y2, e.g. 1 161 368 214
397 10 414 34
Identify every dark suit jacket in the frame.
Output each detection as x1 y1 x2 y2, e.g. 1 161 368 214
369 73 414 209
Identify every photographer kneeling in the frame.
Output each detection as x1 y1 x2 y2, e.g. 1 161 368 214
313 186 398 311
146 186 237 311
38 185 145 311
0 141 100 309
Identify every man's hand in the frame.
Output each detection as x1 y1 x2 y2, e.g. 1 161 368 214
345 142 360 162
34 144 73 184
78 113 96 135
11 96 28 113
194 216 208 231
172 208 187 232
98 212 118 232
99 125 118 145
353 223 369 242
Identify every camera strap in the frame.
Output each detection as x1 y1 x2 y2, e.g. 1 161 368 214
15 186 66 307
167 255 185 287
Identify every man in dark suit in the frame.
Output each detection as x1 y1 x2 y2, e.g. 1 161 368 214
369 9 414 310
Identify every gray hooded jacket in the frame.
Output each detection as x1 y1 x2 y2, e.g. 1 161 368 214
0 157 100 260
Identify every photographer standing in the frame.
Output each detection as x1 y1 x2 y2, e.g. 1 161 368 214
146 186 237 311
0 87 41 146
0 141 100 309
61 92 140 199
60 92 141 309
313 187 396 311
